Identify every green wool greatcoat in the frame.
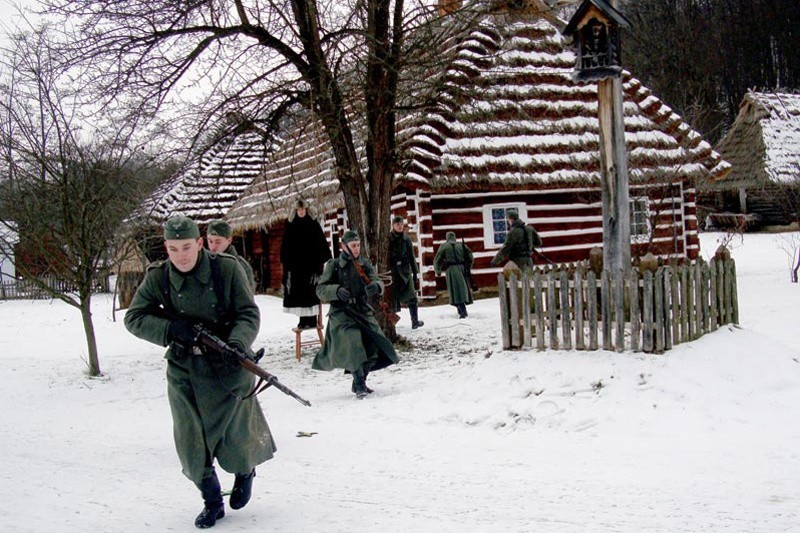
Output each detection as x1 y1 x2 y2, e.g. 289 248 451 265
312 254 398 373
124 249 275 483
433 235 474 306
490 219 535 271
388 230 418 310
224 244 256 293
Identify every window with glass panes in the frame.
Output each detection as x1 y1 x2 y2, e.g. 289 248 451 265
630 197 650 238
483 204 526 248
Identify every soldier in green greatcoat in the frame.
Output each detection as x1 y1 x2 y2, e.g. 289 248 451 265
124 216 275 529
206 219 256 293
490 209 541 272
389 215 424 329
434 231 475 318
312 230 399 398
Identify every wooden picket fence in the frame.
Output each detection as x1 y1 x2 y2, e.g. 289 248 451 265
0 275 109 300
498 258 739 353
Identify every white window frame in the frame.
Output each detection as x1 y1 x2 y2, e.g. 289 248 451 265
482 203 527 249
630 196 651 243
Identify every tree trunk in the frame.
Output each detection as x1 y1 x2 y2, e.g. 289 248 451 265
80 294 102 377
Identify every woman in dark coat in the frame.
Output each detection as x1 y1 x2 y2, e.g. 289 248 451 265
281 199 332 328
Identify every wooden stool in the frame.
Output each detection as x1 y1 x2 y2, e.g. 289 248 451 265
292 308 324 362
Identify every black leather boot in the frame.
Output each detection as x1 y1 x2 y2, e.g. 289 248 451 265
409 304 424 329
457 303 468 318
194 470 225 529
230 469 256 510
352 368 368 399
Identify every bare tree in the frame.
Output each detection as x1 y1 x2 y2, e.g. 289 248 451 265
0 27 168 376
39 0 488 319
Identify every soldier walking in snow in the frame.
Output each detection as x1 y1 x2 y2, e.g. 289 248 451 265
389 215 424 329
490 209 541 272
125 216 276 529
312 230 399 398
434 231 475 319
205 219 256 293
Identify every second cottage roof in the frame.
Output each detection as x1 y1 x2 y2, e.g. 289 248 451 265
135 129 274 226
708 90 800 190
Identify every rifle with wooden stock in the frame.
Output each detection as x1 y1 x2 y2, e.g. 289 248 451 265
340 241 401 325
190 324 312 406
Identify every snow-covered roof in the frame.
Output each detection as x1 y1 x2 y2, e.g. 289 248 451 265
227 12 729 230
134 129 275 226
708 91 800 190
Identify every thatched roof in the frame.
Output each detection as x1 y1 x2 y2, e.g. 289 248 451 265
706 90 800 191
135 129 274 226
227 11 729 230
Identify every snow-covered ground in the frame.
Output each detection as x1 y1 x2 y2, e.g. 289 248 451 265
1 233 798 532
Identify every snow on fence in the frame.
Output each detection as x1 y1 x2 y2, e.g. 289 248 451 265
498 258 739 352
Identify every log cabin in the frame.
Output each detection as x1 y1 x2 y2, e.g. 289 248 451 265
225 5 729 298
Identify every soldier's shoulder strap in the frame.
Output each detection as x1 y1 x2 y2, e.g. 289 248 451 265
159 256 228 318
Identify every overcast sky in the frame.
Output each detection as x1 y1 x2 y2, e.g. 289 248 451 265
1 0 42 48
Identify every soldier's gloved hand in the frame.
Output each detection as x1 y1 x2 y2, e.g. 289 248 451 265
336 286 351 301
222 341 245 367
167 319 195 345
365 281 381 297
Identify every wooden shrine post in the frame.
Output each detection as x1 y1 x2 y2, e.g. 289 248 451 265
564 0 632 272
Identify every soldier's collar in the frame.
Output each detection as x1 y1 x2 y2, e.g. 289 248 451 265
169 249 212 290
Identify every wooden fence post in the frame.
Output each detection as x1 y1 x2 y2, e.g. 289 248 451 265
629 269 640 352
716 259 725 325
534 271 545 351
670 265 680 345
655 267 664 353
663 268 672 351
709 259 718 331
560 270 572 350
509 272 521 348
498 274 510 349
587 270 598 350
693 262 703 338
575 269 585 350
724 259 734 325
614 270 625 352
548 271 559 350
730 260 739 324
643 270 653 353
601 270 612 350
680 265 689 343
522 272 532 350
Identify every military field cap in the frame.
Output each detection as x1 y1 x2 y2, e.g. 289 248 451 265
446 231 456 240
207 219 232 238
507 209 519 221
163 216 200 240
342 229 360 243
392 215 403 224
